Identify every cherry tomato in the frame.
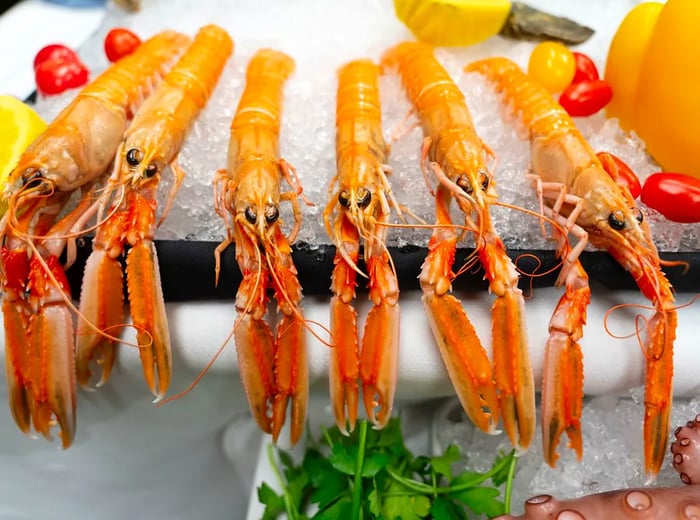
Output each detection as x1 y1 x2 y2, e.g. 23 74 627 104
104 28 142 63
641 172 700 223
33 44 79 71
559 79 613 117
571 51 600 84
35 58 89 96
596 152 642 200
527 41 576 93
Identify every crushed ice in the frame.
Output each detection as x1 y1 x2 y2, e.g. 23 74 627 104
30 0 700 251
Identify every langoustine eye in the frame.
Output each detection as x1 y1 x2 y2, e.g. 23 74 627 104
608 210 626 230
456 175 473 194
144 163 158 178
632 207 644 224
126 148 142 166
478 169 490 190
356 187 371 208
265 204 279 223
244 206 257 224
21 169 45 188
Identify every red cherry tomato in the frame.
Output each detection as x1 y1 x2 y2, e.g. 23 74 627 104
559 79 613 117
33 44 80 71
596 151 642 200
104 28 142 63
571 51 600 84
35 58 89 96
641 172 700 223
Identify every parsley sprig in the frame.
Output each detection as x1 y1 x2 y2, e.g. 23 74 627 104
257 417 517 519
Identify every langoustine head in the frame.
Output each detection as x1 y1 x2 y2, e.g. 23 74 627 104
570 155 673 307
232 160 283 241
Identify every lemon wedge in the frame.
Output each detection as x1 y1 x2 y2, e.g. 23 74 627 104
0 95 47 193
394 0 512 47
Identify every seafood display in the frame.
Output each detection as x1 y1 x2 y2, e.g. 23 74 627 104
466 57 678 480
0 30 191 447
325 58 400 433
213 48 309 445
75 24 233 401
1 5 697 511
497 414 700 519
381 41 535 453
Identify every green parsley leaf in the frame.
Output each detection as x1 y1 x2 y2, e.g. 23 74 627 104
382 479 431 520
303 449 348 509
430 443 461 480
329 443 357 475
429 496 468 520
257 482 286 520
313 496 353 520
258 417 518 520
451 485 505 517
490 451 515 487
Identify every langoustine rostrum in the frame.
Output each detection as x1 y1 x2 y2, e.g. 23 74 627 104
497 415 700 519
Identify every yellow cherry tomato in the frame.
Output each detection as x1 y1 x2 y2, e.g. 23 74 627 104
603 2 663 131
527 41 576 94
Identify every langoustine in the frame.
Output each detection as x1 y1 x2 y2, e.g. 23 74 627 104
213 48 309 445
496 415 700 519
324 58 400 433
381 41 535 452
467 57 677 480
75 24 233 401
0 29 191 447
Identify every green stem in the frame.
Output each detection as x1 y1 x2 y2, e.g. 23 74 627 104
503 451 518 514
267 444 299 520
350 420 368 520
386 452 512 496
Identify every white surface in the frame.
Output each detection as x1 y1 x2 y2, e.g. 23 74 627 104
123 288 700 400
0 0 105 100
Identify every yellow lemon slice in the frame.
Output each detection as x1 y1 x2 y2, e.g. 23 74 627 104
394 0 512 47
0 95 47 193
